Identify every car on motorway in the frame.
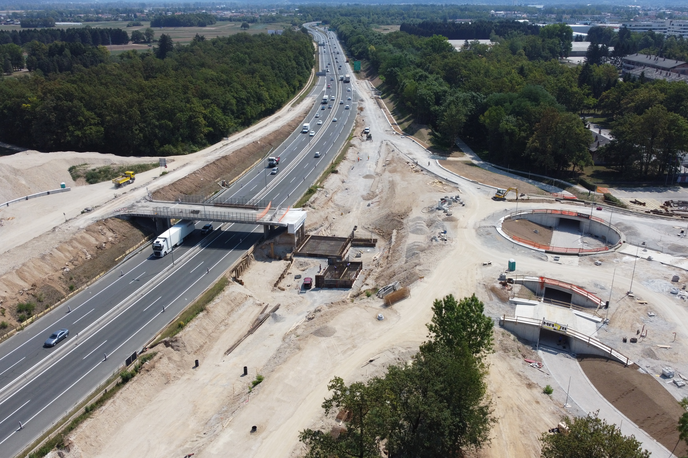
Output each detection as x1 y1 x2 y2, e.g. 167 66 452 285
328 104 332 109
333 118 338 122
347 88 351 92
201 223 213 235
317 120 323 125
348 96 352 100
364 127 370 134
331 77 334 81
314 151 321 158
340 100 344 104
345 105 350 110
327 84 331 88
315 113 320 118
44 328 69 347
321 105 326 110
309 130 315 137
270 167 279 175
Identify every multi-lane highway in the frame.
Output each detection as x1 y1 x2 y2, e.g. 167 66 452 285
0 25 356 457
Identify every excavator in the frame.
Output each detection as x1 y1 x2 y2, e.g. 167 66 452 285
493 187 518 201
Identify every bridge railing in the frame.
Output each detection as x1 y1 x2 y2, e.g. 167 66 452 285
119 206 259 224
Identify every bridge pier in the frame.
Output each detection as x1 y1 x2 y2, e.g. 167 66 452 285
155 217 171 234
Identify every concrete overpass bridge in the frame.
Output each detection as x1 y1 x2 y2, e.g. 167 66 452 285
113 199 307 242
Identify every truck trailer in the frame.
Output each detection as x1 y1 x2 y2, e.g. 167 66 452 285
152 220 196 257
302 123 310 133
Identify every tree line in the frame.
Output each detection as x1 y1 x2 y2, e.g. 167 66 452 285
150 13 217 28
331 17 688 181
0 27 130 46
20 17 56 28
400 20 541 40
0 29 314 156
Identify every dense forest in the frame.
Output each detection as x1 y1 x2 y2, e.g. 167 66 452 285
0 27 130 46
330 18 688 180
399 20 541 40
0 29 314 156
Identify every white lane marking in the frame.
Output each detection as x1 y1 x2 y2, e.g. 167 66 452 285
290 177 295 183
189 262 204 274
82 341 107 360
143 296 162 312
129 272 146 285
0 258 147 365
250 185 257 192
0 399 30 427
0 358 25 378
72 308 94 325
224 233 238 245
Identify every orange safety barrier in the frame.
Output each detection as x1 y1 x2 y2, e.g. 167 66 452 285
278 206 290 222
256 201 272 220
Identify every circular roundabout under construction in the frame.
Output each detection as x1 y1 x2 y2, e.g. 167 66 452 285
497 208 624 255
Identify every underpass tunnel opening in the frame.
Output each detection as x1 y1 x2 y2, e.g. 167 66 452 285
539 328 570 352
543 287 573 306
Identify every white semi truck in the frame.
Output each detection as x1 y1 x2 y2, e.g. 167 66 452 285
153 220 195 257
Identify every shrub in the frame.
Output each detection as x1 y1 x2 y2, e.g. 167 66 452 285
578 177 597 192
603 192 627 208
16 302 35 316
543 384 554 395
69 284 75 291
17 313 27 322
0 321 9 329
250 374 265 391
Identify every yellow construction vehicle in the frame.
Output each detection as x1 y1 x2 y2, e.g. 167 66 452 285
112 171 135 188
493 187 518 201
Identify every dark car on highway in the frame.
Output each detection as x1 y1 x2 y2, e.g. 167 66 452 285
201 223 213 235
44 328 69 347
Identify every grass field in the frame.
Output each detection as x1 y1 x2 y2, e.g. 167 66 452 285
373 25 400 34
0 21 295 45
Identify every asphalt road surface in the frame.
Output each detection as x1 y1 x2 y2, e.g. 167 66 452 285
0 25 357 457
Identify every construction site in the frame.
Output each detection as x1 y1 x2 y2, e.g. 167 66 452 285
2 69 688 458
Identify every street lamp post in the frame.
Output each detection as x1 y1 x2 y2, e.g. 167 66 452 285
628 242 645 295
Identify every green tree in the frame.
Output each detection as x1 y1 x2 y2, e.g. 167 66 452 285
381 343 492 457
679 397 688 449
241 22 250 30
426 294 494 359
2 55 11 74
144 27 155 43
540 413 650 458
130 30 144 44
299 377 382 458
156 34 174 59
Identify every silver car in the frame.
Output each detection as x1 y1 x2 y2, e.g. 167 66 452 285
44 328 69 347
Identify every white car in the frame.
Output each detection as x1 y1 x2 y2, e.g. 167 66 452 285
333 118 338 122
315 113 320 118
345 105 350 110
309 130 315 137
347 88 351 92
340 100 344 104
317 120 323 125
348 96 351 100
314 152 321 158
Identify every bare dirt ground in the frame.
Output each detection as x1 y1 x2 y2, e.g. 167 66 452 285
439 160 547 196
52 130 567 458
502 219 554 247
580 356 688 457
3 66 688 458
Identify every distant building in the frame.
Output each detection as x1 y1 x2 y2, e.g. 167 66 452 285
622 54 688 82
620 20 688 38
267 29 283 35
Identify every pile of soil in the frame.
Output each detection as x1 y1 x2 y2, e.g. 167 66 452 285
438 160 547 196
0 218 151 333
502 218 554 247
152 114 304 201
579 356 688 456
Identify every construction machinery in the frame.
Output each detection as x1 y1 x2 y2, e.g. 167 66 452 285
112 171 135 188
493 187 518 201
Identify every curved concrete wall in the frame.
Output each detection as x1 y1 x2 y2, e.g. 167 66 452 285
500 209 624 254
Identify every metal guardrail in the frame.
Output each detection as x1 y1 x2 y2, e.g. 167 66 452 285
500 315 632 366
1 187 71 207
